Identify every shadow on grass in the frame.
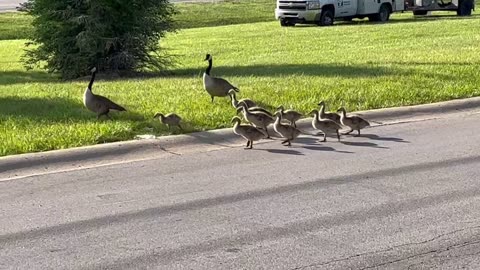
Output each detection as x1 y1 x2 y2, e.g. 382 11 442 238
0 71 60 85
171 63 458 81
0 96 143 122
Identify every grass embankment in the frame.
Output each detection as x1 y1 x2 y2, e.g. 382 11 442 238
0 3 480 156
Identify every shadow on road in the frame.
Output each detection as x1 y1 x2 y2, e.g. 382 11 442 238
341 141 389 149
361 134 410 143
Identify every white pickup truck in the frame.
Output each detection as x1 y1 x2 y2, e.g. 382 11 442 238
275 0 475 26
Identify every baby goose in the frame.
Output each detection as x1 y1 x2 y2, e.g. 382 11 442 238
83 67 126 119
153 112 183 131
277 105 302 127
309 109 342 142
318 100 341 124
228 89 256 109
237 103 274 138
231 116 267 149
203 54 239 102
337 107 370 136
273 111 301 146
237 100 273 117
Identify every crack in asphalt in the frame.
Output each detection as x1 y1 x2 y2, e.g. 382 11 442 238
290 225 480 270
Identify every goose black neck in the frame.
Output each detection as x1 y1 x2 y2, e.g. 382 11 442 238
88 70 97 90
205 59 212 75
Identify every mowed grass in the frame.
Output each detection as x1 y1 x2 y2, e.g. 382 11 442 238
1 11 480 156
0 0 275 40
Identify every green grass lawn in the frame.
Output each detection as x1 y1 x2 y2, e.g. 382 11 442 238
0 0 276 40
1 8 480 156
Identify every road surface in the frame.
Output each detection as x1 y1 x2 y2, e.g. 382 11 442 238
1 111 480 269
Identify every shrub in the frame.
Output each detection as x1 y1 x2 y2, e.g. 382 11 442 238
23 0 176 79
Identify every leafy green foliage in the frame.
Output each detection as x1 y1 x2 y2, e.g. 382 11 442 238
23 0 176 79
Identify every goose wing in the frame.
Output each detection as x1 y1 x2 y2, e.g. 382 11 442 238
94 94 126 111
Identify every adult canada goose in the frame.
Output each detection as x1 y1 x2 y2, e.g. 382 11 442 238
228 89 256 109
273 111 301 146
237 103 274 138
153 112 183 131
237 100 273 117
277 105 302 127
318 100 341 124
309 109 342 142
231 116 267 149
83 67 126 119
337 107 370 136
203 54 239 102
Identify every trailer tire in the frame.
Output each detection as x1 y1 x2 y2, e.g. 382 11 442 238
457 0 473 16
318 9 334 26
369 4 391 22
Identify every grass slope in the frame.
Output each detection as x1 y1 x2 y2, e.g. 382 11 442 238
1 12 480 156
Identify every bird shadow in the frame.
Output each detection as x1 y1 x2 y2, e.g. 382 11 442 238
301 145 354 154
253 148 305 155
361 134 410 143
341 141 389 149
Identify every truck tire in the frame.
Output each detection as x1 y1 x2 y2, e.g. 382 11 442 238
369 4 391 22
318 9 334 26
280 19 295 27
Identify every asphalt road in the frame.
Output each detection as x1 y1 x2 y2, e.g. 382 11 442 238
1 111 480 269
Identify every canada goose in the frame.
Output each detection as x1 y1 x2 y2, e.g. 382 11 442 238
153 112 183 131
231 116 267 149
337 107 370 136
203 54 239 102
228 89 256 109
237 103 274 138
83 67 126 119
273 111 301 146
237 100 273 117
277 105 302 127
309 109 342 142
318 100 341 124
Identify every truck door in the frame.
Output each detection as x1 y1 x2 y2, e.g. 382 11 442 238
335 0 358 17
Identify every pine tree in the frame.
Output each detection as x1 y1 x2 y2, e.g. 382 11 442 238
23 0 176 79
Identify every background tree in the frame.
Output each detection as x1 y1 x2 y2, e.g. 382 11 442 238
23 0 176 79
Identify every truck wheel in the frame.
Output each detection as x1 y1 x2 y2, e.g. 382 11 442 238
369 4 391 22
280 19 295 27
318 9 334 26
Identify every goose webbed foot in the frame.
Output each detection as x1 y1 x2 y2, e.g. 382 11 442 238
354 129 361 137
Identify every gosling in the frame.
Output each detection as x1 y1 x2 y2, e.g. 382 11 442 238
154 112 183 131
277 105 302 127
337 107 370 136
318 100 341 124
309 109 342 142
231 116 267 149
273 111 301 146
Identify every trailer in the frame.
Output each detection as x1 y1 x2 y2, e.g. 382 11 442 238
275 0 475 26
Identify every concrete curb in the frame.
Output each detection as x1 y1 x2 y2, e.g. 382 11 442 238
1 97 480 179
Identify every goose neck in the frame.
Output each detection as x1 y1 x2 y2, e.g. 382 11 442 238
205 58 212 75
